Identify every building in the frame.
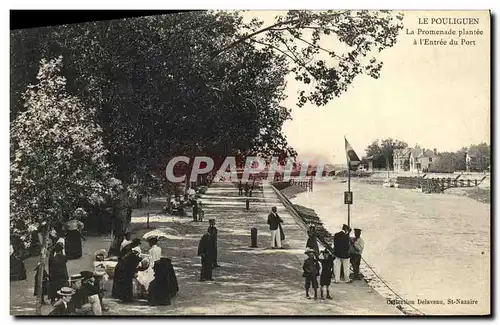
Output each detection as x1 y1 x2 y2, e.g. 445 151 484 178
466 149 489 172
409 148 437 173
393 148 412 172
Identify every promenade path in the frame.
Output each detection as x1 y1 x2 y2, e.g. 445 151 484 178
10 180 401 316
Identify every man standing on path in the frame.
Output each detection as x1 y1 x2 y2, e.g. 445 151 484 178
208 218 220 268
350 228 364 280
267 206 284 249
333 224 351 284
197 230 215 281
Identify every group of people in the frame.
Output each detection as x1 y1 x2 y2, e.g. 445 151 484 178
110 235 179 306
31 238 107 316
238 181 254 197
301 223 365 300
197 218 219 281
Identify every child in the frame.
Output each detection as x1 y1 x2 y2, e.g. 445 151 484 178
319 249 334 299
302 248 320 299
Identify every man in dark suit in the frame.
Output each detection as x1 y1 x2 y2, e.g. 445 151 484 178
48 287 76 316
267 206 284 248
333 224 351 283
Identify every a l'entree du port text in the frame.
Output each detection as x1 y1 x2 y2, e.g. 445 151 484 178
407 17 484 46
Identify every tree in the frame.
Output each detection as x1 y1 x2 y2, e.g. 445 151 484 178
364 138 407 170
215 10 404 107
429 152 456 173
11 10 403 187
10 57 112 315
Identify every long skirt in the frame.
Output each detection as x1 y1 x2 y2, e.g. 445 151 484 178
65 230 82 260
10 255 27 281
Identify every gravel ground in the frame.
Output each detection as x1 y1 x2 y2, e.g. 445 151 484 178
11 181 401 316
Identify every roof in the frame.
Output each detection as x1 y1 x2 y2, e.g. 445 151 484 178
410 148 424 158
393 148 411 158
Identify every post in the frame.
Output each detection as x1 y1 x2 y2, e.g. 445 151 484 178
348 167 351 228
36 227 50 315
146 194 150 229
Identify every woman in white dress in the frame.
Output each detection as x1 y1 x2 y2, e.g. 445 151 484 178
136 237 161 292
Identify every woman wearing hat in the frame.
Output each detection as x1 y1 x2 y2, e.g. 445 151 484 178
48 243 69 304
48 287 76 316
63 213 85 260
319 249 334 299
112 241 147 302
306 224 320 256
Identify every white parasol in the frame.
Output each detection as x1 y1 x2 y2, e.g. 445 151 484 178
142 229 168 240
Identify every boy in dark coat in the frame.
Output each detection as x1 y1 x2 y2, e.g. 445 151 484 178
319 249 334 299
302 248 320 299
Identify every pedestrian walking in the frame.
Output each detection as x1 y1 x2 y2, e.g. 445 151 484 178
302 248 320 299
197 230 215 281
319 249 334 299
48 243 69 304
193 201 199 221
306 224 320 256
207 219 220 268
267 207 284 249
244 182 250 196
333 224 351 284
349 228 364 280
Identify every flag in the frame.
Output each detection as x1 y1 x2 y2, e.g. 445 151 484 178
345 137 361 170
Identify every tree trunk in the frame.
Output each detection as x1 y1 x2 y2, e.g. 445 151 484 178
35 227 50 315
146 194 151 229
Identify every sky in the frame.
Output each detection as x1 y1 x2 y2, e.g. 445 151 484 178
242 11 490 164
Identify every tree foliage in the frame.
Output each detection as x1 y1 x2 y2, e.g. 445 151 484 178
10 56 112 247
364 138 408 169
11 10 403 186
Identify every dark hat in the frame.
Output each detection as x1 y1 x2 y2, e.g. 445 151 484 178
70 274 83 281
354 228 362 232
80 271 94 279
131 238 142 246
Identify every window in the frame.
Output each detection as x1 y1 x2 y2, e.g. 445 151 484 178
429 158 432 162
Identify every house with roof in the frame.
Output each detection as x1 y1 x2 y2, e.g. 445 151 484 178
393 148 412 172
409 148 437 173
466 149 489 172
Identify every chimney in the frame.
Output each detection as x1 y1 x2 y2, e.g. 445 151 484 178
433 148 437 156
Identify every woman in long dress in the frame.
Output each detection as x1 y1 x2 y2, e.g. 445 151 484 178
10 245 27 281
112 243 145 302
306 224 320 256
136 237 161 291
48 243 69 303
63 218 84 260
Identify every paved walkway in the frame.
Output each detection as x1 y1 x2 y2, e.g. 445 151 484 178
11 181 401 316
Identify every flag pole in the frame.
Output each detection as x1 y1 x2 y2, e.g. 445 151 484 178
347 164 351 228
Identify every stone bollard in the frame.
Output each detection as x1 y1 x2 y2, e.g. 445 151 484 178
246 199 250 210
251 228 258 247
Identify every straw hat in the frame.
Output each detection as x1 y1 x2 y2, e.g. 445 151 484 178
94 249 108 260
304 247 315 255
57 287 76 296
